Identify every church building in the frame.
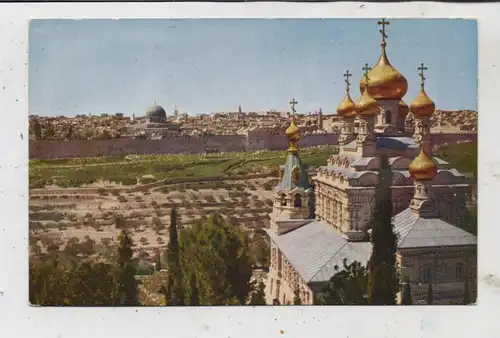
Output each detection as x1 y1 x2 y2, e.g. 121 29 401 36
265 19 477 305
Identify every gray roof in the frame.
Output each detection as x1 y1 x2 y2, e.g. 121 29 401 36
377 136 419 149
343 136 418 151
393 208 477 248
277 153 311 191
266 221 372 283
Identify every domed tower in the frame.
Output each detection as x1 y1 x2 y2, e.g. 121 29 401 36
354 64 380 157
145 103 167 124
410 63 436 156
337 70 357 150
408 145 439 218
364 19 408 134
269 99 314 236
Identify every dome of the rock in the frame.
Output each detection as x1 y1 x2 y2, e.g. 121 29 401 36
145 104 167 120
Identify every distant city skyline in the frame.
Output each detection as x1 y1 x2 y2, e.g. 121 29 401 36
29 19 477 117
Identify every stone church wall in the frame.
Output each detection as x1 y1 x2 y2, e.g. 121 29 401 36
29 132 476 159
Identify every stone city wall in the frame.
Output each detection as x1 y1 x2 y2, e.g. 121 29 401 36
29 132 476 159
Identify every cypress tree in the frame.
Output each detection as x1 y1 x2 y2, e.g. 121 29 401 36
165 207 185 305
402 282 413 305
368 153 398 305
293 286 302 305
427 282 433 305
189 273 200 306
117 229 139 306
463 279 470 304
155 253 162 272
249 281 267 305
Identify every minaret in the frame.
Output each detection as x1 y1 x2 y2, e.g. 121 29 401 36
363 18 408 134
354 64 380 157
408 145 439 218
238 104 242 114
410 63 436 157
337 70 357 150
317 108 324 131
269 98 314 235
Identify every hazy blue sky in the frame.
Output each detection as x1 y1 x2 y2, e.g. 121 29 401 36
29 19 477 116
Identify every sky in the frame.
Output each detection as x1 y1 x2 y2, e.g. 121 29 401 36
29 19 477 116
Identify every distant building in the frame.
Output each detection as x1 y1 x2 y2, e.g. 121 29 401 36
127 103 181 139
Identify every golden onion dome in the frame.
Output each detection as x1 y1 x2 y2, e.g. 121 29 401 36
337 90 356 118
285 116 301 144
354 87 380 117
399 100 410 116
366 42 408 101
359 73 369 95
410 86 435 118
409 148 437 181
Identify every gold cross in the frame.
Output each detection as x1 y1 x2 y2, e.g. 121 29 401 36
362 63 372 79
289 98 298 114
343 70 352 89
418 62 428 87
377 18 390 42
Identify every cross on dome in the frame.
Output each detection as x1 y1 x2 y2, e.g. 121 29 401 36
377 18 390 44
362 63 372 82
289 98 298 115
343 70 352 89
418 62 428 87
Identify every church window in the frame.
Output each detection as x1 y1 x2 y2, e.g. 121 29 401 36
455 264 463 281
441 263 447 283
294 194 302 208
280 194 287 206
292 166 300 185
421 264 431 283
386 110 392 124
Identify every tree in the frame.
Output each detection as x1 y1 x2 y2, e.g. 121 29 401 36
401 282 413 305
165 207 185 306
249 281 267 305
155 253 162 272
189 273 200 306
314 259 368 305
463 279 470 304
293 286 302 305
368 154 398 305
426 282 433 305
117 229 139 306
33 120 42 140
180 213 254 305
250 232 270 269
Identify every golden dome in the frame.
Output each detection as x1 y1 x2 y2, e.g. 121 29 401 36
285 116 301 152
410 86 435 118
399 100 409 116
337 91 356 118
355 87 380 117
359 73 369 95
409 148 437 181
366 42 408 101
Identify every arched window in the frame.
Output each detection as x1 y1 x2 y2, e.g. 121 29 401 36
294 194 302 208
386 110 392 124
421 264 431 283
455 263 463 281
280 194 287 206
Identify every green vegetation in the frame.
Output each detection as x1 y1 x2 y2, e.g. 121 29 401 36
164 207 185 306
368 154 398 305
29 148 336 188
435 141 477 180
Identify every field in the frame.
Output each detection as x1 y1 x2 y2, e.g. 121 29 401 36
29 148 335 189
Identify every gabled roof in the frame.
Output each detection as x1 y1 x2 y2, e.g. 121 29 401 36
266 221 371 283
393 208 477 248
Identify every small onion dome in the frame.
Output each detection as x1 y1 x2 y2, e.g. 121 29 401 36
285 117 301 144
337 91 356 118
410 86 435 118
354 87 380 117
366 43 408 100
399 100 410 116
409 148 437 181
359 73 369 95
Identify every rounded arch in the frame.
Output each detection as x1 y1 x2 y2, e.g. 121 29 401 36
391 156 412 170
358 172 378 186
392 171 407 186
366 157 381 171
